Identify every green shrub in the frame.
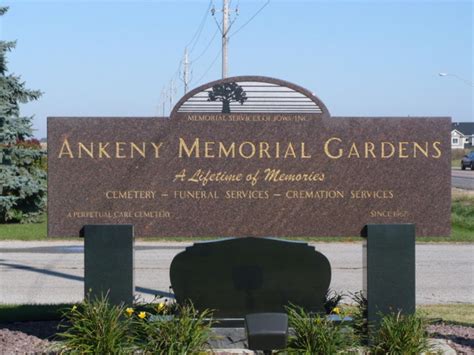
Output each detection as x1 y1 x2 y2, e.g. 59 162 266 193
133 302 214 354
56 295 135 354
371 311 432 354
286 304 357 354
55 296 214 354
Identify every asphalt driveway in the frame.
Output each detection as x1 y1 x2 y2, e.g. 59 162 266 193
0 241 472 305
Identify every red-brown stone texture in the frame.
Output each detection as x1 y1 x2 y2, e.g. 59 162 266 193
48 113 451 238
47 76 450 237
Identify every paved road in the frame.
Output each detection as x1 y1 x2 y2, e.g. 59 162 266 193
0 241 472 305
452 167 474 190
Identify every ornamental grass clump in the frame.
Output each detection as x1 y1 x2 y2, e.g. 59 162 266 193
371 311 432 354
286 304 358 354
349 291 369 342
133 302 214 354
56 294 135 354
323 289 345 315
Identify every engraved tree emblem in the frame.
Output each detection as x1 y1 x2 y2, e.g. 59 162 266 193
207 82 247 113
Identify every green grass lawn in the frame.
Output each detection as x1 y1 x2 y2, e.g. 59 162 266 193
418 304 474 326
0 303 70 322
1 303 472 326
1 191 473 242
342 304 474 326
0 216 48 240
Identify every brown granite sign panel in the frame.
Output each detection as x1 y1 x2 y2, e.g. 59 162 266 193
47 77 451 237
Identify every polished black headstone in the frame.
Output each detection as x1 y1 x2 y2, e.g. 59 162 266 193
82 224 134 305
170 237 331 318
362 224 415 329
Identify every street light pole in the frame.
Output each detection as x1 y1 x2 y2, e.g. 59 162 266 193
438 72 473 87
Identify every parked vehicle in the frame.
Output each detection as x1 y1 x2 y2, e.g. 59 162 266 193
461 151 474 170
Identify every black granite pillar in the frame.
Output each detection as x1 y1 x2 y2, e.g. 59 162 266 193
362 224 415 329
82 225 134 305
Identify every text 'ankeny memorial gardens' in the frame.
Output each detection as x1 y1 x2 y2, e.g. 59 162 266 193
48 76 451 237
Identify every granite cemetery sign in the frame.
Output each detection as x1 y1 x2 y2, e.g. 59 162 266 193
48 76 451 237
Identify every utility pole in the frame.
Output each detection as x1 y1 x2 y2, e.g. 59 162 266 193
182 48 190 94
160 88 166 116
169 79 176 112
222 0 229 78
212 0 237 79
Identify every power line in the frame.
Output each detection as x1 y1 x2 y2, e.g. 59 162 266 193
187 0 213 53
229 0 269 38
159 0 269 113
193 50 221 86
158 0 213 114
191 26 220 64
158 1 212 115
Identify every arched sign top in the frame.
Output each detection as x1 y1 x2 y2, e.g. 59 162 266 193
171 75 330 118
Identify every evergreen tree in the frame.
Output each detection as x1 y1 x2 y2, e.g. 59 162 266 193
0 7 46 223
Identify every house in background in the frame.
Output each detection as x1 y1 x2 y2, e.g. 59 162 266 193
451 122 474 149
39 137 47 151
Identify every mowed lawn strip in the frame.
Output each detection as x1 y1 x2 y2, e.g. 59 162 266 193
0 303 71 322
418 304 474 326
1 303 472 326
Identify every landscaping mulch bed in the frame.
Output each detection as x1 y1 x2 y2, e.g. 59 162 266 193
0 321 59 354
428 323 474 354
0 320 473 354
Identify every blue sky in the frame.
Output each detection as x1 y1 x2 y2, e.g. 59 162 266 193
1 0 472 138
